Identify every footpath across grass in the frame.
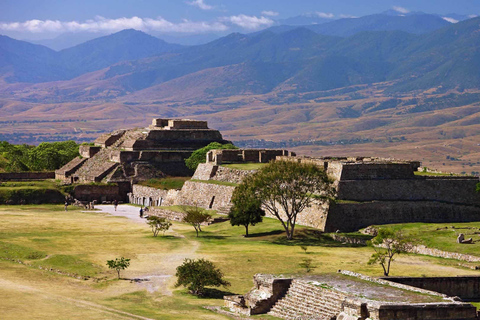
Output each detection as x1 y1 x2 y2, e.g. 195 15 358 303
0 205 478 319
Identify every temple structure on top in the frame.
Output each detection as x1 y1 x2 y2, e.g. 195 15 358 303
55 118 230 185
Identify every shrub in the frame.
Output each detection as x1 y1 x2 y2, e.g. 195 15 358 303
175 258 230 296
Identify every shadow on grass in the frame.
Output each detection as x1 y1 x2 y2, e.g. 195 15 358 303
199 288 235 299
197 234 228 240
247 230 284 238
272 229 366 248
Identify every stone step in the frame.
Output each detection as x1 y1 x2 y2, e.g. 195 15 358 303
268 280 345 320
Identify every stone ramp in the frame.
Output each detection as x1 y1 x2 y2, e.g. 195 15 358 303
269 280 345 320
55 156 88 178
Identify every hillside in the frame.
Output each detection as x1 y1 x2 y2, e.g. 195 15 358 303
0 16 479 174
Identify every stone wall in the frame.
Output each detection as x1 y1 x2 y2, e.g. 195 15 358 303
207 149 294 165
340 163 416 180
0 172 55 180
192 163 252 184
74 183 130 202
324 201 480 233
224 274 292 316
338 178 480 206
383 276 480 301
369 303 477 320
149 207 186 222
79 145 101 158
176 180 235 210
129 184 179 207
191 163 217 180
263 201 330 231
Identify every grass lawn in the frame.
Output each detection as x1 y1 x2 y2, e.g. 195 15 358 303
221 163 267 170
372 222 480 257
0 205 478 319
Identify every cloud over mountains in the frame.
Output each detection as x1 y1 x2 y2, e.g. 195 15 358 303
0 15 277 35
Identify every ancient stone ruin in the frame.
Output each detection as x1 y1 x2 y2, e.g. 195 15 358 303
55 118 230 201
224 272 478 320
132 154 480 233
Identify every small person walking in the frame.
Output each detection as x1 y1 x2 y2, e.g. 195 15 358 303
114 199 118 211
64 201 68 212
139 207 144 218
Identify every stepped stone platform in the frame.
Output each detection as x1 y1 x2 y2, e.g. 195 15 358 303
225 272 478 320
55 118 230 201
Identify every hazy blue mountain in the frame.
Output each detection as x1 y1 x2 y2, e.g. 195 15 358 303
1 15 479 96
389 16 480 91
0 29 184 83
0 35 65 82
102 28 340 92
31 32 107 51
59 29 184 77
307 13 452 36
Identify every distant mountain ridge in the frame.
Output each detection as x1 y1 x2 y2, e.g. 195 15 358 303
0 29 183 83
0 15 479 99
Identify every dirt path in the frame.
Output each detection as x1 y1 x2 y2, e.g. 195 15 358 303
0 277 155 320
96 204 200 295
95 204 146 224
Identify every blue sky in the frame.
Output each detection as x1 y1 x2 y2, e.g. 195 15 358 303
1 0 479 39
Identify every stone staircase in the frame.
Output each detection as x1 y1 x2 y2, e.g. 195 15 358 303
268 280 347 320
73 148 118 182
72 129 148 183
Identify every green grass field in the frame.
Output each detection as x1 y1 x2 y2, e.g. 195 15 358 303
372 222 480 257
0 204 478 319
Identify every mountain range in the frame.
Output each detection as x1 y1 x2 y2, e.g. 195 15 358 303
2 14 479 99
0 12 480 174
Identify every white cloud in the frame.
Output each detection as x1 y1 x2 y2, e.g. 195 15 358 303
468 14 478 18
442 17 459 23
187 0 213 10
315 12 335 19
221 14 274 30
0 16 228 34
393 6 410 14
261 11 279 17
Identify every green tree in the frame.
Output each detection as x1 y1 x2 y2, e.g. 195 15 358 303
185 142 237 171
0 140 79 172
146 216 172 237
368 229 410 276
106 257 130 279
175 258 230 296
229 176 265 237
182 206 211 237
239 160 333 240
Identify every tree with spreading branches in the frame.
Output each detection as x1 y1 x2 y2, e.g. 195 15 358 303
240 160 333 240
182 206 211 237
146 216 172 237
368 228 411 276
106 257 130 279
